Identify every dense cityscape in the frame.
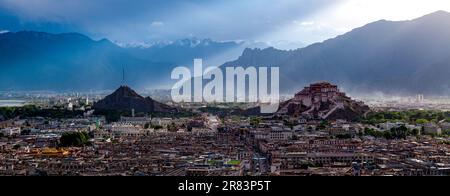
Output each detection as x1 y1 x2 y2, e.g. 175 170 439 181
1 82 450 176
2 1 450 181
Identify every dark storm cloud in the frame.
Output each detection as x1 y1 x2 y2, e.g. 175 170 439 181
0 0 340 42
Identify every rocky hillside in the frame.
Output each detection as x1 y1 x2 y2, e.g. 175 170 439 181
93 86 176 113
277 82 370 121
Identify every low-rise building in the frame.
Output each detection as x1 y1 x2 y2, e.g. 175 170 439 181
423 123 442 135
327 124 357 136
120 116 151 126
1 127 21 136
269 127 293 141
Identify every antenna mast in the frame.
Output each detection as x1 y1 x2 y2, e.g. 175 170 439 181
122 66 125 86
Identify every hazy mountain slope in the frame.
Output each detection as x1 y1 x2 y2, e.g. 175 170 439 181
222 11 450 95
93 86 176 113
3 11 450 94
0 31 243 91
0 31 164 90
127 38 242 65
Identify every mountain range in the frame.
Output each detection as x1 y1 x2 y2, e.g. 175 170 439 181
222 11 450 95
93 85 176 113
0 32 245 91
2 11 450 95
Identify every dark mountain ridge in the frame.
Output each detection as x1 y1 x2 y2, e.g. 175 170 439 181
221 11 450 95
93 85 176 113
0 31 242 91
2 11 450 95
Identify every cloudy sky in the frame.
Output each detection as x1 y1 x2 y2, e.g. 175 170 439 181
0 0 449 46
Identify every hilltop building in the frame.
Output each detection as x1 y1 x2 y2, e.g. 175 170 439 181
278 82 369 121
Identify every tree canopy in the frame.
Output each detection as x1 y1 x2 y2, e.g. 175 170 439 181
59 131 90 147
